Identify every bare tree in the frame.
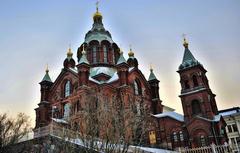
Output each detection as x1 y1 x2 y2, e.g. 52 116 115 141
67 88 153 153
0 113 32 153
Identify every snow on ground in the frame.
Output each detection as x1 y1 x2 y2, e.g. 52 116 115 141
130 146 178 153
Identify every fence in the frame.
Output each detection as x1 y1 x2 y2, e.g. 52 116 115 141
33 125 240 153
33 123 80 141
179 143 239 153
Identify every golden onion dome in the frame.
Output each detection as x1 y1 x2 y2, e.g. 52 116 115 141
93 11 102 19
128 48 134 57
93 1 102 19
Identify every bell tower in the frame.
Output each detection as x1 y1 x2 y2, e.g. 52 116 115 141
177 38 218 123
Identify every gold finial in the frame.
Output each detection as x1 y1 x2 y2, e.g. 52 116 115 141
46 64 49 73
118 44 123 54
150 63 153 72
96 0 99 12
82 44 86 55
67 44 73 57
182 34 189 48
128 44 134 57
93 0 102 18
119 47 123 54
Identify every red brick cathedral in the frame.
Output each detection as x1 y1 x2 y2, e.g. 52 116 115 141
34 7 227 149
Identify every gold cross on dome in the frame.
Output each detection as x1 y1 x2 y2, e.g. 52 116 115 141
46 63 49 73
182 33 187 40
150 63 153 71
129 44 132 50
96 0 100 12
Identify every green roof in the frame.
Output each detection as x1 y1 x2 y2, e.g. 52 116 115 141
179 47 202 70
78 53 89 65
41 72 52 82
182 48 196 63
117 53 127 65
84 12 114 44
148 69 158 81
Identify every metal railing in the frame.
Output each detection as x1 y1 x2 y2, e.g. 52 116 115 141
178 143 239 153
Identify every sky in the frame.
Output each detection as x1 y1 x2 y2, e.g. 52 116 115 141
0 0 239 126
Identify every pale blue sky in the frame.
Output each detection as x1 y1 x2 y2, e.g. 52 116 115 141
0 0 239 124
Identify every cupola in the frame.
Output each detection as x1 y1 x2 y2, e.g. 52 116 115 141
63 47 76 69
127 46 138 68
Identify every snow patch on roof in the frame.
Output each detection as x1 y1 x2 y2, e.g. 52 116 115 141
107 72 119 83
180 87 206 96
219 110 239 116
154 111 184 122
196 115 221 122
90 67 116 77
129 67 134 72
69 67 78 73
213 115 221 122
88 67 119 84
89 76 101 84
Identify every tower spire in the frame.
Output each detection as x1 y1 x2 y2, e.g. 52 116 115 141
117 49 127 65
150 63 153 71
41 64 52 82
46 64 49 73
182 34 189 48
148 64 158 81
178 36 202 70
78 44 89 64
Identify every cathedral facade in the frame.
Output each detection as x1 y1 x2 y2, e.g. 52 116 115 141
34 7 227 150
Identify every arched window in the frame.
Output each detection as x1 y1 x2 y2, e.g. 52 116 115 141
103 45 108 63
179 131 184 141
192 75 199 87
173 132 178 142
93 46 97 63
112 50 115 64
200 135 206 147
65 80 71 97
63 103 71 119
184 80 190 89
133 80 141 95
192 100 201 115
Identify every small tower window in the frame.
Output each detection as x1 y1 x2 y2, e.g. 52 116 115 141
65 80 71 97
192 75 199 87
103 45 108 63
93 46 97 63
179 131 184 141
200 135 207 147
133 80 141 95
184 80 190 89
173 132 178 142
192 100 201 115
112 50 115 64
